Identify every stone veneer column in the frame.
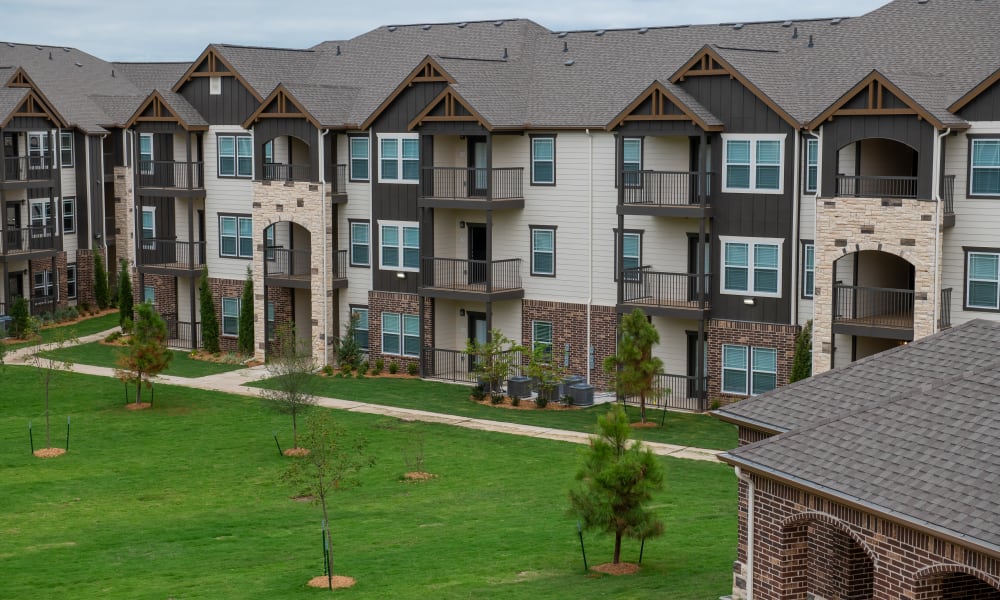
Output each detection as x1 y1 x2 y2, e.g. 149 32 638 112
113 166 135 266
812 196 941 374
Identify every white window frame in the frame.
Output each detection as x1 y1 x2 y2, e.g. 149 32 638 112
804 138 818 194
377 133 419 184
30 199 53 228
63 197 75 234
139 133 154 175
141 206 156 250
721 133 785 194
532 320 553 360
60 131 74 168
218 135 253 178
66 263 77 299
378 220 419 272
970 139 1000 197
720 236 783 297
530 136 555 185
350 221 370 267
802 243 815 298
349 136 370 182
219 215 253 259
33 269 54 298
966 251 1000 310
209 76 222 95
352 308 369 351
222 297 239 337
28 131 50 169
381 312 419 357
530 227 555 276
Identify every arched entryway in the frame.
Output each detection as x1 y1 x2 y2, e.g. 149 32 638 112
262 220 312 356
834 137 918 198
914 565 1000 599
260 134 312 182
781 514 875 600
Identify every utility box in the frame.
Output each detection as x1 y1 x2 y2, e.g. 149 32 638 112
560 375 585 399
569 383 595 407
507 376 532 398
0 316 11 338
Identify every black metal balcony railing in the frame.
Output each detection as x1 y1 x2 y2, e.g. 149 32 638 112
137 160 204 189
30 294 57 312
941 174 955 215
2 155 54 182
622 267 712 308
421 257 522 292
333 249 348 279
622 372 708 412
266 248 311 278
835 175 917 199
939 287 952 330
622 171 712 206
139 239 206 270
262 162 310 182
420 167 524 201
331 164 347 196
421 347 525 383
104 217 117 241
0 301 6 317
165 320 201 350
2 225 57 254
833 285 914 329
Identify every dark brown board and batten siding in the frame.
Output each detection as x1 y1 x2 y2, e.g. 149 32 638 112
679 75 796 325
370 82 447 294
178 77 260 126
956 81 1000 122
252 118 319 182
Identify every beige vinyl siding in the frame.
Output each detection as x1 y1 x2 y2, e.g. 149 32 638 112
204 125 255 281
336 133 374 332
642 136 690 172
651 316 701 376
432 299 522 351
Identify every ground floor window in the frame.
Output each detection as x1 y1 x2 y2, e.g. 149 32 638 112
143 286 155 304
382 312 418 357
33 269 53 298
722 344 777 395
222 297 239 337
66 264 77 299
532 320 553 360
352 307 369 351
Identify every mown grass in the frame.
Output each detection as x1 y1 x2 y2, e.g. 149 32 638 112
0 366 736 600
250 374 738 451
3 312 119 351
39 340 246 378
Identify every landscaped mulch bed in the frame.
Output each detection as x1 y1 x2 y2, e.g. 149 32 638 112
472 396 580 411
592 562 641 576
306 575 356 589
33 447 66 458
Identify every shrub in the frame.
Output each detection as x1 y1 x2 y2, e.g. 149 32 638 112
336 311 363 370
470 384 486 401
510 394 521 407
358 360 369 375
561 395 574 406
199 267 220 354
121 316 134 335
373 358 384 374
80 301 91 315
535 394 548 409
339 362 353 377
490 391 505 405
93 252 109 310
9 297 30 338
322 364 334 376
406 361 419 376
105 330 122 343
118 259 133 332
237 266 254 357
388 361 398 375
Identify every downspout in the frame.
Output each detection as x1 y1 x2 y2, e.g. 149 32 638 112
584 128 593 383
98 133 109 260
320 129 330 366
791 130 801 326
735 466 755 600
931 127 950 333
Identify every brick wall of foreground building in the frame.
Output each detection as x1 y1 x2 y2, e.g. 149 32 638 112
265 286 294 356
367 291 432 372
707 319 799 404
730 474 1000 600
29 252 68 314
207 277 246 353
136 273 179 323
521 300 617 389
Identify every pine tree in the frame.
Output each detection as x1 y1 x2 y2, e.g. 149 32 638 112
93 251 109 310
9 296 31 339
115 302 172 405
789 320 813 383
199 266 220 354
118 259 134 332
238 265 254 356
603 309 664 424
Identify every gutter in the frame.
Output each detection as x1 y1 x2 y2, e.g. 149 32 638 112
585 128 593 383
931 127 951 334
320 129 330 367
734 466 755 600
791 130 801 326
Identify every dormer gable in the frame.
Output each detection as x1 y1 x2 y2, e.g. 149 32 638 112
408 87 491 131
806 70 945 130
125 91 207 131
242 84 321 129
361 56 456 130
172 46 263 102
5 67 36 89
606 81 723 132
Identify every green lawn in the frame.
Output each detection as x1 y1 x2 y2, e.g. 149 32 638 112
4 312 119 351
39 340 246 378
250 375 737 451
0 366 736 600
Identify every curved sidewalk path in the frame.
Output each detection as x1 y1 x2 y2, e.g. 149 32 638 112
7 328 722 463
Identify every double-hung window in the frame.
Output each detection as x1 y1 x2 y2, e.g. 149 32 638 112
352 308 369 351
66 264 77 299
141 206 156 250
382 312 419 357
804 138 818 193
139 133 154 175
34 269 54 298
970 139 1000 196
143 286 155 304
379 221 419 271
218 135 252 177
266 302 275 341
222 297 239 336
721 236 782 297
220 215 253 258
60 131 74 168
63 197 75 234
531 226 555 276
349 136 370 181
722 134 784 193
531 136 555 185
615 231 642 281
722 345 777 396
622 138 642 187
28 132 49 169
350 221 370 266
532 320 553 360
30 200 52 228
802 243 815 298
378 134 419 183
966 251 1000 310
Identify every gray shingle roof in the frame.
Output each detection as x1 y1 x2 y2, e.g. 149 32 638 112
722 339 1000 554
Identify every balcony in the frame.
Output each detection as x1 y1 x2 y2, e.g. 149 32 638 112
166 320 201 350
419 257 523 301
619 267 711 318
1 156 55 188
137 239 206 274
1 225 59 258
261 162 311 183
619 171 713 218
265 247 311 289
621 372 709 412
136 161 204 195
330 164 348 204
421 347 526 384
941 174 955 228
418 167 524 210
832 285 914 340
835 175 917 199
938 287 952 330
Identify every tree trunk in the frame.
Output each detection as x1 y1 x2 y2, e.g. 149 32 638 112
45 378 51 447
613 531 622 564
639 392 646 424
292 409 298 448
318 473 334 583
135 373 143 405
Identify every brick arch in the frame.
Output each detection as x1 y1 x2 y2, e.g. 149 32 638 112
832 242 921 270
913 563 1000 591
781 510 879 566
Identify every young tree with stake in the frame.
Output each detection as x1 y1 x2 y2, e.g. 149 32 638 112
115 302 172 406
604 309 664 424
30 330 77 449
260 325 318 450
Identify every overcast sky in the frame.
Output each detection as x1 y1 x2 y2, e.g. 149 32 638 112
6 0 888 62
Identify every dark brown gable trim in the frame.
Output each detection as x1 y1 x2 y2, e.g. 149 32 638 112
171 46 264 102
606 80 723 132
360 56 457 130
407 87 492 131
242 85 321 129
949 67 1000 114
125 91 206 131
806 70 946 130
670 46 800 129
5 67 35 88
0 89 66 128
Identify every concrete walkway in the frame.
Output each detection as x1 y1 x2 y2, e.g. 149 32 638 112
7 328 722 463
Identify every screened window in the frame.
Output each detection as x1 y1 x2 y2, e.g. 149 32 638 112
381 312 419 357
222 297 239 336
350 222 370 266
722 134 784 193
622 138 642 187
722 237 782 296
30 200 52 228
803 243 815 298
971 139 1000 196
34 269 54 297
531 137 555 185
349 137 370 181
805 138 818 193
218 135 252 177
60 131 74 167
379 221 419 271
139 133 154 175
63 197 75 234
967 251 1000 310
220 215 253 258
532 320 553 360
378 134 419 183
352 308 369 351
66 264 77 299
531 227 555 276
722 345 777 396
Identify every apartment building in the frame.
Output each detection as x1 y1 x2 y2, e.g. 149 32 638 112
2 0 998 409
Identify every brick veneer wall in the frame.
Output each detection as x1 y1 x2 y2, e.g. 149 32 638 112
137 273 178 323
707 319 799 402
266 286 294 356
367 291 432 372
520 300 617 389
730 473 1000 600
208 277 246 353
74 249 97 308
29 252 68 313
